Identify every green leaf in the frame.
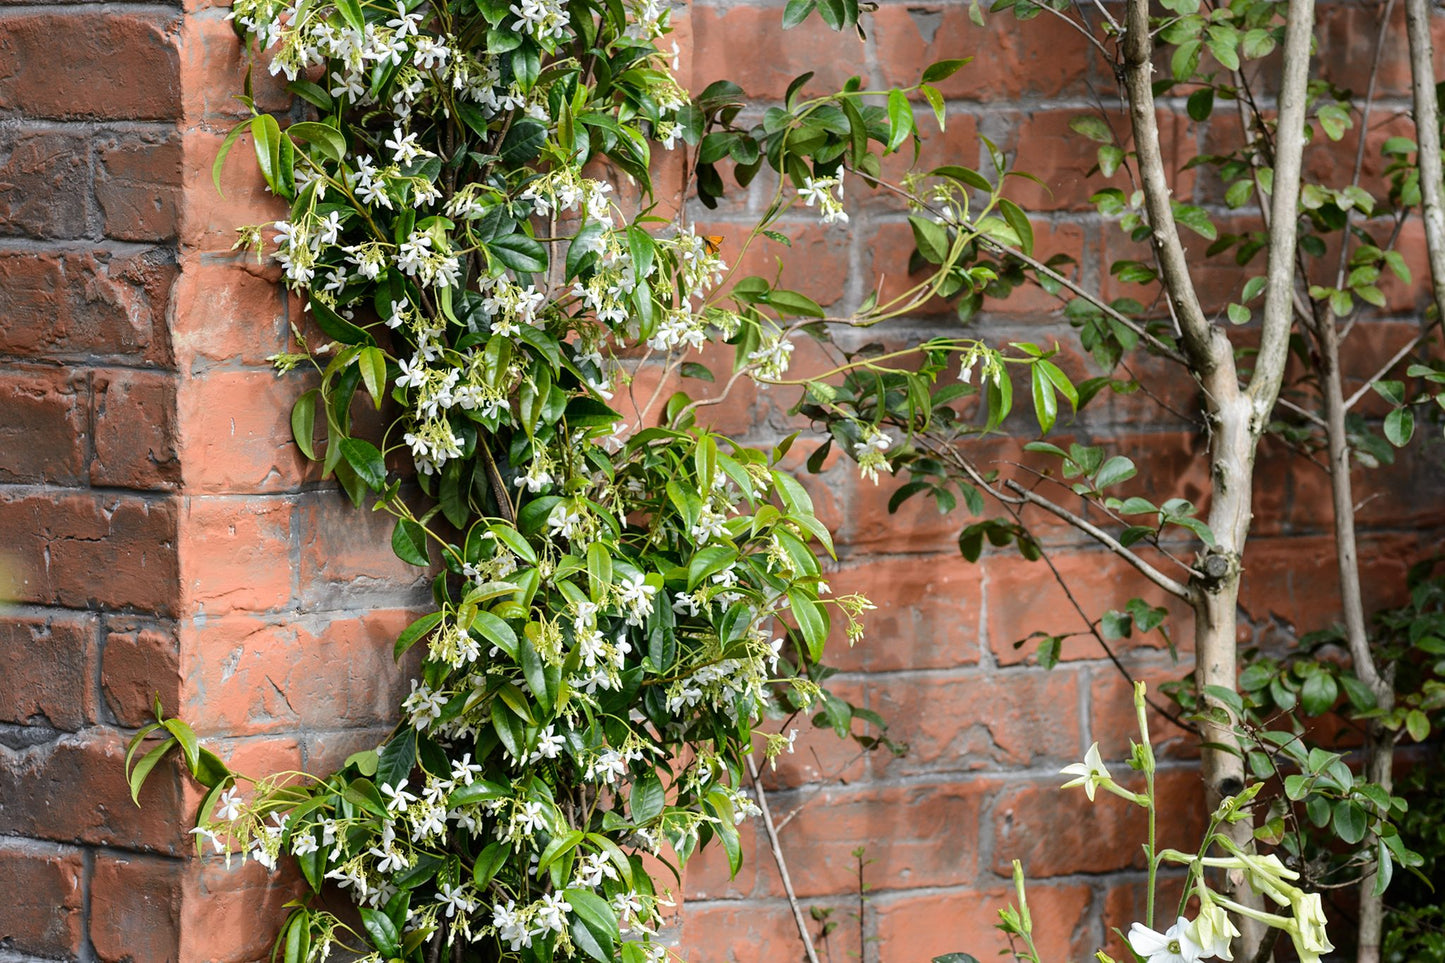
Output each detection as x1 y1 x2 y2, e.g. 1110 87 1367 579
998 198 1033 256
471 611 518 660
376 727 416 789
908 215 951 264
630 770 665 824
391 518 430 567
1384 406 1415 447
212 121 249 196
885 88 914 153
473 841 510 887
287 121 346 162
782 0 817 28
1405 708 1430 742
1333 800 1368 844
358 346 387 409
499 119 548 166
340 437 386 489
488 233 548 274
394 611 444 659
128 737 176 804
921 58 972 83
309 298 374 345
359 908 400 958
1068 115 1113 144
333 0 364 29
565 888 619 963
787 587 829 662
291 389 319 460
1094 455 1137 490
1186 87 1215 122
250 114 283 194
1029 363 1057 434
1299 672 1338 716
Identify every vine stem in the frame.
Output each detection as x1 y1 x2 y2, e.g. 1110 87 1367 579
745 754 821 963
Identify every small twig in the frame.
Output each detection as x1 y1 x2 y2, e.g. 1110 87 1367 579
1001 478 1196 599
1343 331 1428 410
999 498 1196 733
746 754 822 963
1335 0 1398 292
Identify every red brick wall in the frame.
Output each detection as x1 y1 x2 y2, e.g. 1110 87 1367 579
0 1 1441 961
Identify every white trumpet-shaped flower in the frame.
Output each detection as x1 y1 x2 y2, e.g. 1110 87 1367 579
1058 741 1111 801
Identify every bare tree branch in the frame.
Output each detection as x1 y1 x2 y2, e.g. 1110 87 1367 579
746 755 821 963
1122 0 1219 372
1000 478 1195 600
1247 0 1316 411
1406 0 1445 323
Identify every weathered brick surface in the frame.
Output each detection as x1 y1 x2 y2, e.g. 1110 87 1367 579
90 852 184 963
0 249 177 364
0 129 90 239
0 612 97 731
92 369 181 490
0 12 181 120
0 838 85 958
0 365 90 485
95 129 184 242
102 619 182 727
0 491 180 615
0 728 187 853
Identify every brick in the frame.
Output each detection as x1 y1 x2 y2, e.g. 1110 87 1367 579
95 129 183 242
0 129 89 238
0 12 181 120
984 548 1195 667
699 217 854 310
102 620 181 727
177 369 318 493
688 779 990 901
617 354 766 441
0 491 180 615
180 128 288 253
688 5 862 101
0 612 96 730
0 248 176 364
872 3 1096 102
178 859 306 963
0 838 84 958
1237 534 1413 640
180 610 415 733
867 669 1082 775
873 882 1095 963
0 365 89 485
179 495 295 616
825 553 983 672
90 852 183 963
1003 109 1194 213
0 727 187 852
91 368 181 490
179 12 291 122
1090 662 1200 763
168 259 292 368
991 768 1206 878
680 898 852 963
295 492 434 611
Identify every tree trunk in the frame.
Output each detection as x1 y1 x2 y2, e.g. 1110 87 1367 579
1194 388 1269 956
